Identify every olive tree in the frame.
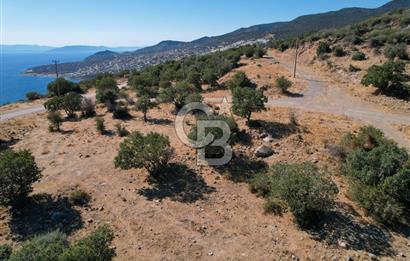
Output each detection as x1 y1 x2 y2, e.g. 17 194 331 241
114 131 173 175
232 87 267 123
135 95 157 122
0 150 41 206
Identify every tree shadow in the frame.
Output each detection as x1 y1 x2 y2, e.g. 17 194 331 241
236 130 253 146
137 164 216 203
308 210 394 256
283 91 304 98
0 138 20 151
9 193 83 241
214 154 268 183
250 119 298 139
148 118 173 125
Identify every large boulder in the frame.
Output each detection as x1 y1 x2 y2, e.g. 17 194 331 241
255 144 274 158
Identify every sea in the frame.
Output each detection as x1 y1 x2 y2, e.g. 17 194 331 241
0 53 89 105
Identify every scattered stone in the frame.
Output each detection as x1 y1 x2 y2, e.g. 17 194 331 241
99 206 104 211
208 251 213 256
259 132 268 139
332 255 339 261
291 255 299 261
338 241 348 249
255 145 273 158
87 218 94 223
345 257 353 261
397 252 405 258
368 253 377 260
263 135 274 143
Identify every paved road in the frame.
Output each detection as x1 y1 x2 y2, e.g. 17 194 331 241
0 93 96 122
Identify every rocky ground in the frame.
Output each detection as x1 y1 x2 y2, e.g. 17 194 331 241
0 53 409 261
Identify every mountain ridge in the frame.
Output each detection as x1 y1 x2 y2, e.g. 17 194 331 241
26 0 410 78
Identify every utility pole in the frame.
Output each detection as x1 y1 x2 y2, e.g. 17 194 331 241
293 39 298 78
52 60 60 96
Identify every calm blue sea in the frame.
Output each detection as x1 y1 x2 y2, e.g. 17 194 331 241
0 53 89 105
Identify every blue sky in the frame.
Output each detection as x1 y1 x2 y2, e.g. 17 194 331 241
1 0 390 47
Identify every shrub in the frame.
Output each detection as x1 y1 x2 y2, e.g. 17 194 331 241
68 189 91 206
185 92 203 104
369 36 385 48
8 231 68 261
351 51 366 61
341 127 410 225
316 42 331 56
263 197 286 215
188 115 239 159
95 117 105 134
348 64 361 72
254 47 267 58
59 226 116 261
96 76 119 104
47 78 81 96
114 131 173 175
332 45 346 57
349 182 405 226
264 163 338 227
47 111 63 132
115 124 129 137
275 76 292 94
135 95 157 122
0 149 41 206
112 105 130 119
26 91 42 101
226 71 255 90
80 97 96 118
244 45 256 58
0 245 11 261
8 226 115 261
384 44 409 60
232 87 267 123
44 96 64 111
361 60 409 98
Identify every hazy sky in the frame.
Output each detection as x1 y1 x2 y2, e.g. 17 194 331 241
1 0 390 47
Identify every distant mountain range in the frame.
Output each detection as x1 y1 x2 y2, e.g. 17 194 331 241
26 0 410 78
1 45 140 54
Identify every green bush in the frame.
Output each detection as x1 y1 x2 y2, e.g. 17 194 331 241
8 226 115 261
96 76 119 104
351 51 366 61
26 91 42 101
384 44 409 60
275 76 292 94
95 117 105 134
361 60 409 98
259 163 338 228
0 245 11 261
8 231 68 261
68 189 91 206
45 93 82 118
59 226 115 261
226 71 255 90
254 47 267 58
114 131 173 175
0 149 41 206
112 105 130 119
341 127 410 225
348 64 361 72
115 123 129 137
232 87 267 123
332 45 346 57
316 42 331 56
47 111 63 132
188 115 239 159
